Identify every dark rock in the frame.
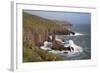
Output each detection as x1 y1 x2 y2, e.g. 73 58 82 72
52 40 74 52
70 31 75 35
64 46 74 52
52 40 64 51
63 52 68 54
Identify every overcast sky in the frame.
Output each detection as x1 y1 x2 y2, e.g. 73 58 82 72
24 10 91 25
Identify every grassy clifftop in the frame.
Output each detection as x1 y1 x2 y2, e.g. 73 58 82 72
23 12 59 29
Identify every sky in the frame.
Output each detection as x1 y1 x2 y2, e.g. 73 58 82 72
24 10 91 25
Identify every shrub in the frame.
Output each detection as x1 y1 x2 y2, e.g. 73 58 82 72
23 48 43 62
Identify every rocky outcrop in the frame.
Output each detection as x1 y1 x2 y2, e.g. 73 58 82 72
52 40 74 52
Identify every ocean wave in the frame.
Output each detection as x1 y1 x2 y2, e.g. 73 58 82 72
49 40 83 55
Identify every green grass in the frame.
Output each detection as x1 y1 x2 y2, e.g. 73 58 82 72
23 48 43 62
23 45 63 62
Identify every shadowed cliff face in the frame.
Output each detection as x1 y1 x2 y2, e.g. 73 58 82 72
23 12 71 47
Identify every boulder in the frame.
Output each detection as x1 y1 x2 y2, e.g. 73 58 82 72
52 40 74 52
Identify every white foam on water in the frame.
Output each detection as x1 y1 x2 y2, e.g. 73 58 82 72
40 41 52 50
40 46 51 50
40 40 83 58
49 40 83 57
64 32 84 36
74 32 84 36
68 40 83 53
49 50 70 54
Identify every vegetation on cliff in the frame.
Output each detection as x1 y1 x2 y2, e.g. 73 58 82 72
23 12 71 62
23 42 63 62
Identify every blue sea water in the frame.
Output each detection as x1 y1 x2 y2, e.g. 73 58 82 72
60 24 91 60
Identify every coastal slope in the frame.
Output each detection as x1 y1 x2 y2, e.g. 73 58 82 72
23 12 71 62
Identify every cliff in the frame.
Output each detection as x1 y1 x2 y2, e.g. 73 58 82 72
23 12 71 46
23 12 72 62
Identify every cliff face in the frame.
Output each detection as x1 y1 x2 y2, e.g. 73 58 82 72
23 12 71 47
23 12 74 62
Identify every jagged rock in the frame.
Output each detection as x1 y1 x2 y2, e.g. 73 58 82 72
52 40 74 52
52 40 64 51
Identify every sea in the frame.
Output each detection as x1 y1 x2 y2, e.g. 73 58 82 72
56 24 91 60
